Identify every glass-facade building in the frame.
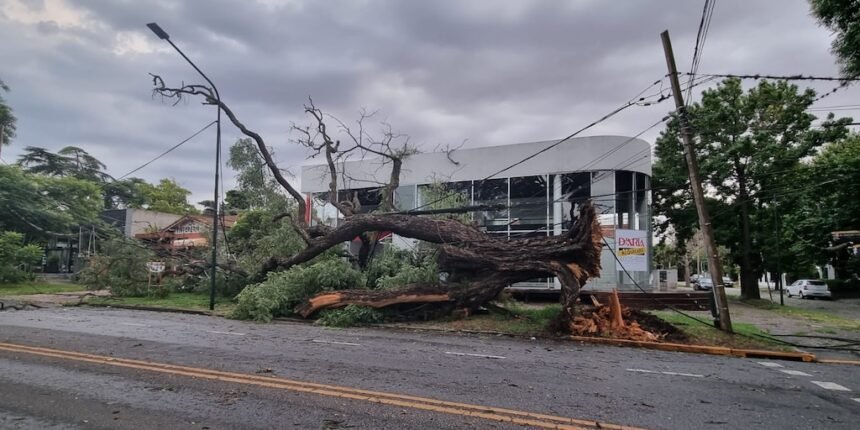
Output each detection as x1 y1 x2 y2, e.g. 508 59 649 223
301 136 652 291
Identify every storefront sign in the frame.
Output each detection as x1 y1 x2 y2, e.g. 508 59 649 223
616 229 648 271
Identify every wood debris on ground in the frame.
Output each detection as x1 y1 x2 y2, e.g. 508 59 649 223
570 290 660 342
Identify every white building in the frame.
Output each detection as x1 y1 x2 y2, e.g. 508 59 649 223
300 136 652 291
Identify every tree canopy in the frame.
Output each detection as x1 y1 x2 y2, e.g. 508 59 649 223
0 165 103 240
0 78 15 147
810 0 860 78
653 78 851 298
135 178 198 215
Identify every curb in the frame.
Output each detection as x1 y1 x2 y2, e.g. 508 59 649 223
814 358 860 366
568 335 816 362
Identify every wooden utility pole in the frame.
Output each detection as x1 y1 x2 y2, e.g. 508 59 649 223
660 30 733 332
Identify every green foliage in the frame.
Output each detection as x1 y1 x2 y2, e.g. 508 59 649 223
233 258 365 322
135 178 199 215
228 209 305 275
364 247 438 290
0 165 103 240
0 78 15 146
781 136 860 278
317 305 384 327
77 237 155 296
0 231 42 283
227 138 291 210
810 0 860 78
653 78 851 295
18 145 109 182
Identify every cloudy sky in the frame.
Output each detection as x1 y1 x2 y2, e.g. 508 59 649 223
0 0 855 204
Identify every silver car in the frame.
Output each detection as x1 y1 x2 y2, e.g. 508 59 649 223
787 279 832 299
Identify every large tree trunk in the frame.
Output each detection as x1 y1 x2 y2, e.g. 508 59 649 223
295 203 602 325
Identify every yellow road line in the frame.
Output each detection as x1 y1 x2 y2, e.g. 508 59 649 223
0 341 644 430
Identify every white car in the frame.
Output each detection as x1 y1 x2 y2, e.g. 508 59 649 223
787 279 831 299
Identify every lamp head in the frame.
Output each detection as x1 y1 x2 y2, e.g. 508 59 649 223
146 23 170 40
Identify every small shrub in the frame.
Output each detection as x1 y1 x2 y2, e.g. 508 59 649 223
77 238 153 296
317 305 384 327
232 257 365 321
375 259 438 290
0 231 42 283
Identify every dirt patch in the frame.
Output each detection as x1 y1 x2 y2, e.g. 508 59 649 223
626 309 688 343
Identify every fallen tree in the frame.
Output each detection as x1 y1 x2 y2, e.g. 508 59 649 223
150 75 603 329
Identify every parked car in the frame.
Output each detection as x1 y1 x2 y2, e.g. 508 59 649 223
787 279 831 299
694 276 714 291
721 276 733 287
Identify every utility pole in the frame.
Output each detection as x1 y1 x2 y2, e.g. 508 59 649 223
774 193 784 306
660 30 733 332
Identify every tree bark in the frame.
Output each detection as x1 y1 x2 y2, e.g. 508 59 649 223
294 202 602 325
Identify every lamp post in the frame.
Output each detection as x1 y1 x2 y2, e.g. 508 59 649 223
147 22 221 311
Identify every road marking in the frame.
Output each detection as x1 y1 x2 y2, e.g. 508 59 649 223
852 398 860 403
626 368 704 378
779 369 812 376
0 341 640 430
119 322 149 327
206 330 246 336
756 361 784 368
445 352 506 360
311 339 361 346
810 381 852 391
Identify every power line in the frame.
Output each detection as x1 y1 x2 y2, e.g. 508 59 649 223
117 120 217 180
405 77 672 214
686 0 716 104
691 72 860 82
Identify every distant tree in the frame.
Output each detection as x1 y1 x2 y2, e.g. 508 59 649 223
0 165 103 239
225 189 251 212
102 177 147 210
136 178 198 215
781 134 860 278
653 78 851 299
227 138 290 210
0 78 15 149
810 0 860 78
18 145 110 182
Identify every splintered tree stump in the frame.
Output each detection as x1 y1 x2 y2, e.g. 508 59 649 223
295 202 603 325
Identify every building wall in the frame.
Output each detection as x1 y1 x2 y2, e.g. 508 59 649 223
125 209 183 237
300 136 650 193
300 136 653 292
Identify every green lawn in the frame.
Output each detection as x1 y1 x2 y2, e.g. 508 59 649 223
0 282 85 296
731 297 860 332
85 292 236 316
649 310 792 351
409 303 562 337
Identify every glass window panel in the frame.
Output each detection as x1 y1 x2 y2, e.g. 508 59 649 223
474 178 509 232
616 171 633 229
559 172 591 230
635 173 650 231
417 181 472 211
509 175 548 233
591 171 615 227
395 185 417 211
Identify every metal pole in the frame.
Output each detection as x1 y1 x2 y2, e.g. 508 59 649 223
149 25 221 311
774 193 784 306
661 30 733 332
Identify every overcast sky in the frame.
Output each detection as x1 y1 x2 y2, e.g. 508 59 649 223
0 0 855 204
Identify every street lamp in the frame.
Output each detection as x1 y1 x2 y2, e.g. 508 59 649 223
147 22 221 311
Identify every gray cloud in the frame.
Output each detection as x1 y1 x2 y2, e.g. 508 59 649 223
1 0 855 206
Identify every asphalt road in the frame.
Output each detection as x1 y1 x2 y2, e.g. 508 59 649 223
0 307 858 429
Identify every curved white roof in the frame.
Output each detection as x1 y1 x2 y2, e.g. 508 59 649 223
300 135 650 193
